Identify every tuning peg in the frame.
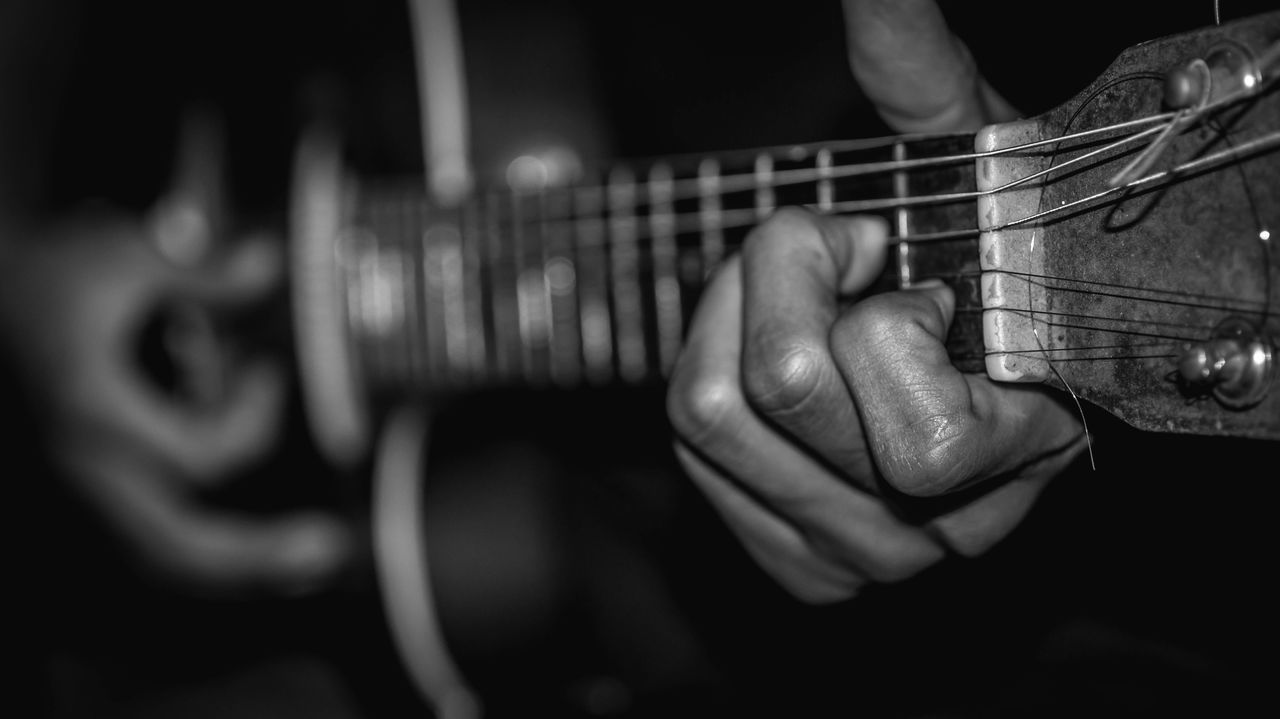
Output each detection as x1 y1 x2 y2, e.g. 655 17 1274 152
1164 58 1211 110
1177 318 1273 409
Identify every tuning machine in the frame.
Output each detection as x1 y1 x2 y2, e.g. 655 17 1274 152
1177 317 1274 409
1163 39 1272 111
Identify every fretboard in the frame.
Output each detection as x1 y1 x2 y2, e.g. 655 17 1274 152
335 133 985 403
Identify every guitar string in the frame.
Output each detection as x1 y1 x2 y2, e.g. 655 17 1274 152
933 268 1267 313
364 235 1258 371
535 251 1259 343
363 115 1168 224
359 126 1280 268
350 84 1276 300
350 95 1277 384
363 71 1269 220
351 126 1279 378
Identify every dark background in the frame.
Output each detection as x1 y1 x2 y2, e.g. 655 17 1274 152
6 1 1278 717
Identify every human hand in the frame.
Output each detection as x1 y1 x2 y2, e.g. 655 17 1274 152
664 0 1087 603
0 114 352 599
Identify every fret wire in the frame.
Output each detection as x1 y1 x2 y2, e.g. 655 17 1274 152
418 206 442 386
486 190 518 380
574 184 615 384
366 204 399 388
461 199 488 380
608 166 647 382
816 148 833 212
544 184 582 386
404 196 426 390
523 189 553 383
754 153 775 221
510 189 537 382
893 141 912 288
436 220 470 380
697 158 725 271
648 162 682 376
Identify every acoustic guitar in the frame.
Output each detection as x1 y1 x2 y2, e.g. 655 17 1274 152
284 9 1279 715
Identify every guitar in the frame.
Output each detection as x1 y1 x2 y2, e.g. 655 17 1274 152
277 9 1280 716
291 9 1280 470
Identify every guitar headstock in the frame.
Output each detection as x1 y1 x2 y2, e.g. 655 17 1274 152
975 11 1280 439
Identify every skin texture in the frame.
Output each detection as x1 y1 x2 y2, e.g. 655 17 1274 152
665 0 1087 603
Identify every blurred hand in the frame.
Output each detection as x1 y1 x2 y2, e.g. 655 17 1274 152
665 0 1086 603
0 111 352 598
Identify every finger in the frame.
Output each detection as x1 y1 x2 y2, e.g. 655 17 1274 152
668 255 945 584
842 0 1018 133
739 208 888 483
162 232 284 308
64 450 352 598
831 281 1084 498
148 106 227 267
674 441 865 604
96 356 288 486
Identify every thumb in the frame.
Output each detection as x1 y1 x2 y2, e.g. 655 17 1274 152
842 0 1019 133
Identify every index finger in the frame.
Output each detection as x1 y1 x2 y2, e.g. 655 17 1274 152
739 208 888 482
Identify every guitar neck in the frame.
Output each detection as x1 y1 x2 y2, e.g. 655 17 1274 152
337 133 984 402
293 12 1280 464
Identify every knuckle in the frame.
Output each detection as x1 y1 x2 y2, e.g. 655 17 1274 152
666 370 743 448
742 340 831 419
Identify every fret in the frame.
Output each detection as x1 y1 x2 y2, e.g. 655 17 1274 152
573 184 615 384
816 148 833 212
358 224 407 387
485 190 521 380
892 140 912 288
543 186 582 386
754 152 775 221
416 217 446 386
608 166 647 383
886 134 986 373
648 162 682 376
339 227 372 386
514 190 553 383
402 196 428 390
460 199 488 380
697 158 725 273
424 222 469 382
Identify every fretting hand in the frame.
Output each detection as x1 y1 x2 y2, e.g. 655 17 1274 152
665 0 1088 603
